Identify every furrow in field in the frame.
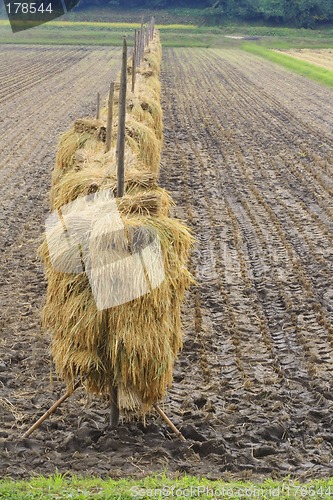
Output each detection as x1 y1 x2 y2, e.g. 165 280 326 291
161 48 333 461
204 50 333 384
188 49 333 307
162 49 284 398
0 47 120 317
2 43 333 479
0 48 120 187
202 49 333 179
224 49 333 139
0 46 88 103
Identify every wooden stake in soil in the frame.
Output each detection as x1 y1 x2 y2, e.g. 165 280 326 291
136 30 140 66
137 27 141 66
22 380 82 438
154 404 186 441
146 25 149 47
149 18 153 41
152 16 155 38
96 92 100 120
109 386 119 429
116 36 127 198
132 32 137 93
105 81 115 153
134 29 138 60
109 36 128 423
139 22 144 65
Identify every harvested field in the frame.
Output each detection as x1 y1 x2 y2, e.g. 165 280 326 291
277 48 333 71
1 45 333 480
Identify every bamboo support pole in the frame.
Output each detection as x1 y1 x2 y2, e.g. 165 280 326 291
116 36 127 198
22 381 82 438
154 404 186 441
22 385 186 441
105 81 114 153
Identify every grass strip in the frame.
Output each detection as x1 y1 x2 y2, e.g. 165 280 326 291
0 20 199 30
242 43 333 88
1 474 333 499
0 20 218 47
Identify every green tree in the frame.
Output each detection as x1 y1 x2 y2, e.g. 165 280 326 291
75 0 333 26
284 0 333 27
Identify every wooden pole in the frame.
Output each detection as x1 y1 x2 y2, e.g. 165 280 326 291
141 25 145 60
106 36 128 424
152 16 155 38
131 51 136 93
140 17 144 58
22 381 82 438
146 25 149 47
154 404 186 441
132 30 136 93
134 28 137 64
105 81 114 153
110 36 129 422
139 22 144 65
116 36 127 198
135 30 140 66
109 386 119 429
96 92 100 120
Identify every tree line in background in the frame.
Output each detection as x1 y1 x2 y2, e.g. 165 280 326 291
204 0 333 28
85 0 333 28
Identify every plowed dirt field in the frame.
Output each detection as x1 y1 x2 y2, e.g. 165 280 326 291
1 46 333 481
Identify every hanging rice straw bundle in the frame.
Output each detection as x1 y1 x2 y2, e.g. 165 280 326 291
135 74 161 101
126 118 161 173
40 208 194 414
41 28 194 420
141 52 161 77
50 161 160 211
127 95 162 140
55 130 93 172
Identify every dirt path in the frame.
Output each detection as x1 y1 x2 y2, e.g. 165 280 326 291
1 46 333 481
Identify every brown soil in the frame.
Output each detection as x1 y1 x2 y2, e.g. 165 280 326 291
1 46 333 481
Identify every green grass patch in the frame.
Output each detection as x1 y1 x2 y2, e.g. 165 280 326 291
1 474 333 499
222 23 333 39
242 43 333 88
222 22 333 50
1 11 333 48
0 20 198 30
0 19 224 47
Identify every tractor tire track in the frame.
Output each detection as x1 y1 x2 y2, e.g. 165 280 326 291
160 47 333 478
2 44 333 481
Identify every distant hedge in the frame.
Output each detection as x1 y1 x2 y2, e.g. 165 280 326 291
76 0 333 29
